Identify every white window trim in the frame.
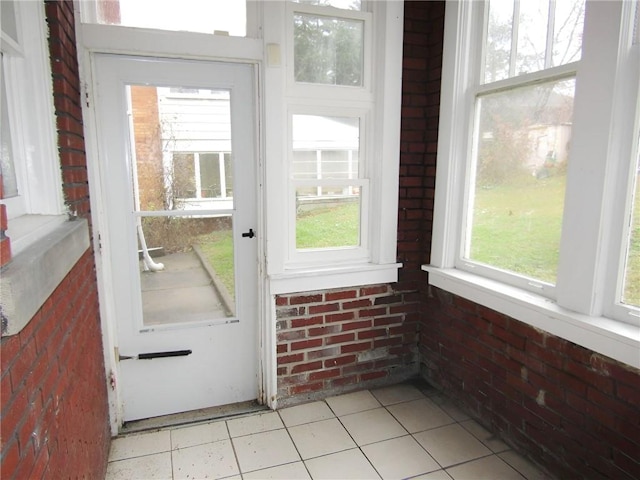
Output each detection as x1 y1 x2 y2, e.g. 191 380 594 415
1 1 87 338
285 2 373 100
287 104 370 266
428 1 640 369
265 0 403 293
1 1 64 220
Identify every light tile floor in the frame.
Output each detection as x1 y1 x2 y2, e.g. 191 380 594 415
106 384 553 480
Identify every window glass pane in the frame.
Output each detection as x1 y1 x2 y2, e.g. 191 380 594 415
466 78 575 283
91 0 246 37
483 0 585 83
173 153 196 199
485 0 514 83
516 0 549 75
294 13 363 86
199 153 221 198
622 142 640 307
292 115 359 179
296 187 360 249
291 0 361 11
224 153 233 198
552 0 586 66
1 1 18 44
1 60 18 198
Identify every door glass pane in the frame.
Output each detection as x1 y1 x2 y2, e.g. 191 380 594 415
466 77 575 284
296 187 360 249
89 0 246 37
129 85 233 212
138 215 235 326
293 13 364 86
128 83 236 326
622 143 640 307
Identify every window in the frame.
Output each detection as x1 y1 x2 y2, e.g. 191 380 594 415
429 0 640 368
259 0 402 290
621 138 639 308
292 113 364 251
1 1 88 338
0 0 64 241
461 0 586 293
293 13 364 86
282 0 377 268
83 0 249 37
172 152 232 200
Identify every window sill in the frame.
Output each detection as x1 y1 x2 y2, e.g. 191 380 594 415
422 266 640 369
1 217 90 336
270 262 402 295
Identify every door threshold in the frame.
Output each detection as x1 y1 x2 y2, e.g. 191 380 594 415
120 400 268 435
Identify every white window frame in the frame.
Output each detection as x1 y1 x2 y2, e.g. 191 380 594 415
1 0 65 229
172 151 232 201
287 105 370 266
1 1 88 340
267 0 402 293
427 0 640 369
286 2 373 100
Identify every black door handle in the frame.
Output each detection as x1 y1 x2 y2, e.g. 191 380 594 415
242 228 255 238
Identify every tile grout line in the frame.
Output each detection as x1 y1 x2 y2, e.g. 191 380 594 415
324 395 385 480
225 418 245 478
277 407 313 479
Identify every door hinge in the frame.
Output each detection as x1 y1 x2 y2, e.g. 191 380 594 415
84 82 91 108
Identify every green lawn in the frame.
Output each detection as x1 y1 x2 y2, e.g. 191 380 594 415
196 229 235 297
194 181 640 307
471 172 640 306
470 174 565 284
624 177 640 306
296 201 360 249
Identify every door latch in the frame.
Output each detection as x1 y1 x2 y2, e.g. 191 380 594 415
242 228 255 238
119 349 192 361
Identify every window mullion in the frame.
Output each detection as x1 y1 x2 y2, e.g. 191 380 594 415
509 0 520 78
193 153 202 199
556 0 626 316
545 0 556 69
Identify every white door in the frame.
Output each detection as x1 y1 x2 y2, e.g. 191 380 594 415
93 55 259 422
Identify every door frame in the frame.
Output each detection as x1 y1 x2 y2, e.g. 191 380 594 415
77 26 273 433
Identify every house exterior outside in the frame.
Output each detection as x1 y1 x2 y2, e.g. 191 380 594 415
1 2 639 480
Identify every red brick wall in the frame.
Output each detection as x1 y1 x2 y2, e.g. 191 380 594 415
49 0 91 219
130 86 165 211
276 285 420 401
401 2 640 479
0 2 110 479
1 252 109 480
421 290 640 479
